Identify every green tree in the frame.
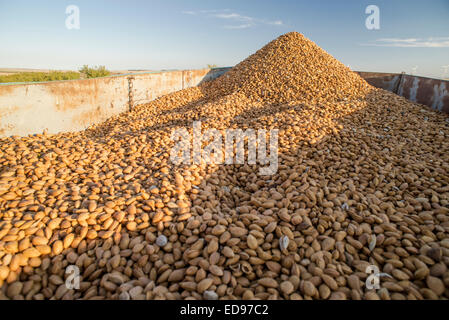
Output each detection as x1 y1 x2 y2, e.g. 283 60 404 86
79 65 111 78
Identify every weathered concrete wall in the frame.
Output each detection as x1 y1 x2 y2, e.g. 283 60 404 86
131 68 229 106
0 68 230 137
131 71 183 107
0 77 129 137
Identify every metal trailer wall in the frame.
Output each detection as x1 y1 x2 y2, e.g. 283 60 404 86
0 68 228 137
356 72 449 113
0 68 447 138
0 76 129 138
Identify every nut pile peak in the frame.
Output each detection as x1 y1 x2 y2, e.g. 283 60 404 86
204 31 371 105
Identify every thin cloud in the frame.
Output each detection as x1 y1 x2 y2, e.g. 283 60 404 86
182 9 231 15
182 9 283 29
213 13 254 22
363 37 449 48
223 24 253 30
199 9 231 14
268 20 283 26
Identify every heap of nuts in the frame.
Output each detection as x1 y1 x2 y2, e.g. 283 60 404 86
0 32 448 300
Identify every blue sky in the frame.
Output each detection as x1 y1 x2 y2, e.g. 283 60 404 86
0 0 448 78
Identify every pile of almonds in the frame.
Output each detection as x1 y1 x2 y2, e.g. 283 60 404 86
1 32 448 300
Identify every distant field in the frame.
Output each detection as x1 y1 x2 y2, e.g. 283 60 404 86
0 68 155 83
0 68 72 74
0 71 81 83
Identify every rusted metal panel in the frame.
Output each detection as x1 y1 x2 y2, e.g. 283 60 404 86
357 72 449 114
356 72 401 92
398 75 449 113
